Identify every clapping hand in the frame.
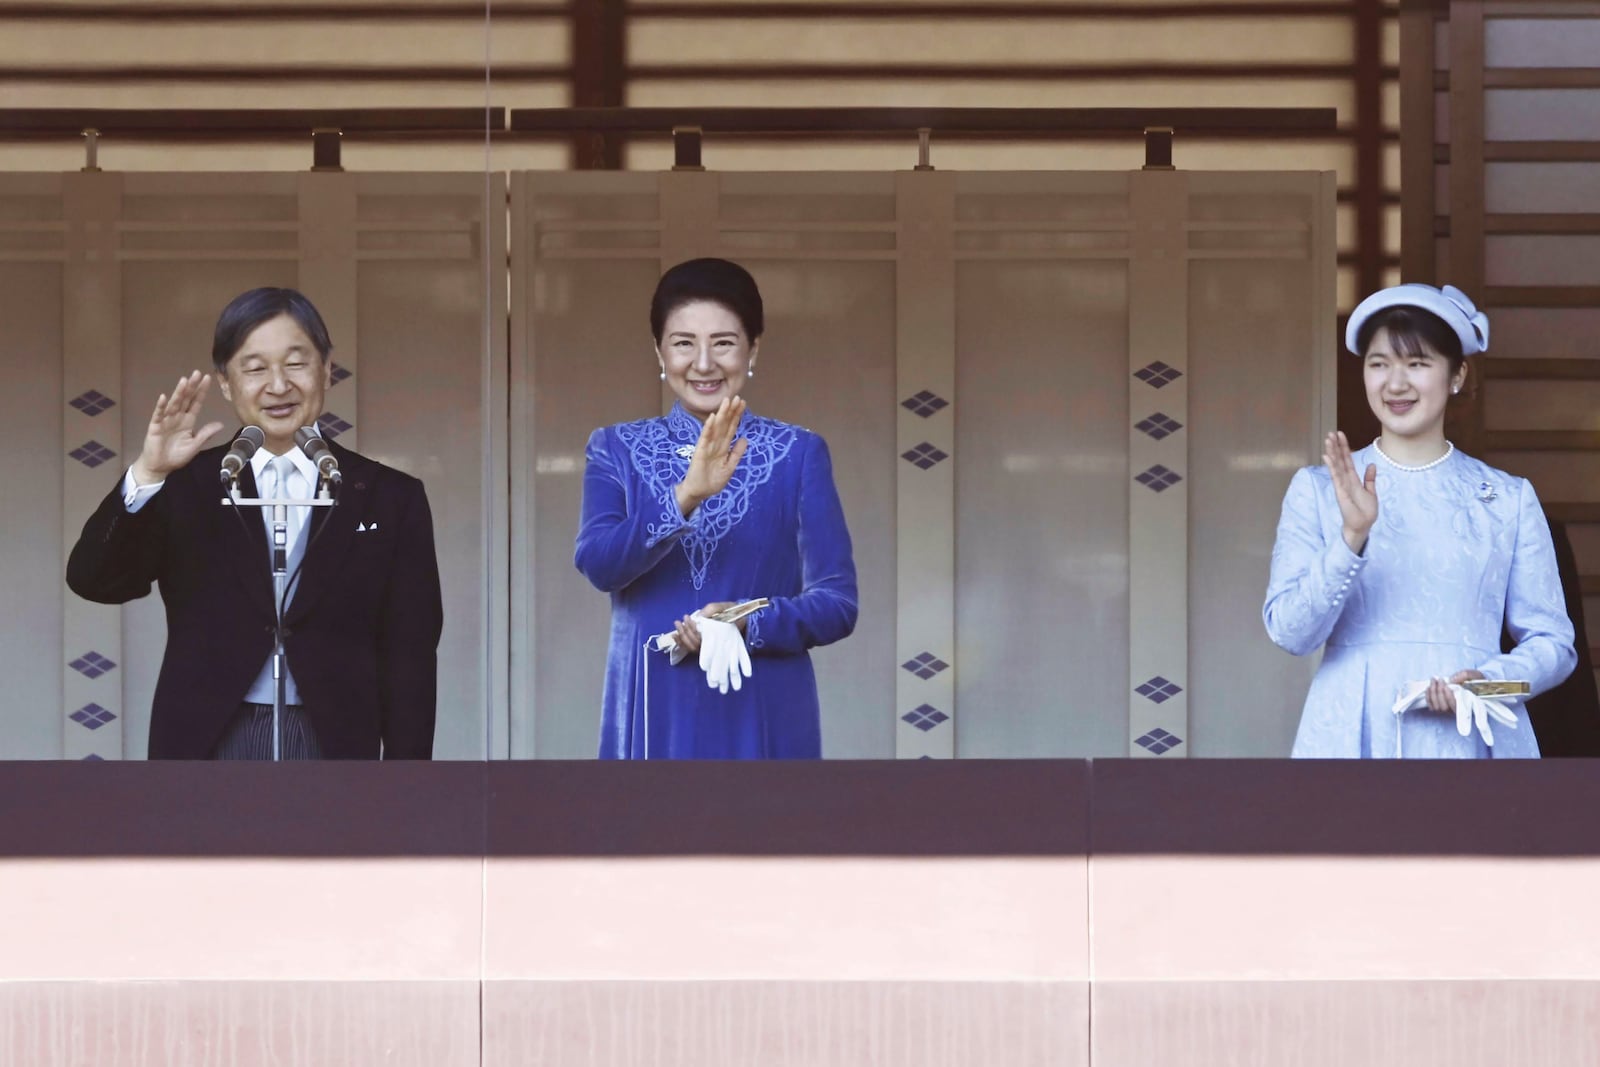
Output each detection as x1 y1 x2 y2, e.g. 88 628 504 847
1324 430 1378 554
131 371 225 486
673 396 748 519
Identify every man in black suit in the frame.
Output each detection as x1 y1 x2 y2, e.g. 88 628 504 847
67 288 442 759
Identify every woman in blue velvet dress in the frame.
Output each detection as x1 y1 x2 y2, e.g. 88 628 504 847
576 258 858 759
1264 284 1575 758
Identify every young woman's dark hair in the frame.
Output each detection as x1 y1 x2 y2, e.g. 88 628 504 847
211 287 333 370
649 258 764 344
1354 305 1466 379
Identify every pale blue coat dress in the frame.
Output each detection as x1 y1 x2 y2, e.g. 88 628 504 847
1264 443 1576 758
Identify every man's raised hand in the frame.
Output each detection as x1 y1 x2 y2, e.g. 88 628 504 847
130 371 225 485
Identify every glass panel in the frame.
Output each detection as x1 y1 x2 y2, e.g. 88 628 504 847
1486 89 1600 142
1490 308 1600 361
1487 162 1600 214
955 257 1131 757
1487 18 1600 68
1486 235 1600 287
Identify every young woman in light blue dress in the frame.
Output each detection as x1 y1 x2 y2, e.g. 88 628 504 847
1264 284 1576 758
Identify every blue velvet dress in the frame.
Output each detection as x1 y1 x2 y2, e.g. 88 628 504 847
576 403 859 759
1264 443 1576 758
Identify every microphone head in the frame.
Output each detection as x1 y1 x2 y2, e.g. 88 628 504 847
293 426 325 454
220 425 264 484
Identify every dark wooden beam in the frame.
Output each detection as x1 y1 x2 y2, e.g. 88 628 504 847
1446 0 1487 456
1483 431 1600 451
1437 67 1600 89
570 0 626 169
1398 0 1437 281
1434 213 1600 235
509 106 1341 135
1479 354 1600 379
1343 0 1387 452
0 108 505 135
0 64 566 84
0 3 566 18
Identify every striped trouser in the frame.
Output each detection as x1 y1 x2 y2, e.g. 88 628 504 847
211 703 324 760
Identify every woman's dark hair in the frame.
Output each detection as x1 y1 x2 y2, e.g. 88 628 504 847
649 258 764 344
212 287 333 370
1355 305 1466 379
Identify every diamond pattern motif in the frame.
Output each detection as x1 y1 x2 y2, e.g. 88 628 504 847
68 651 118 679
329 362 352 386
317 412 353 439
901 652 950 680
1134 412 1183 441
69 703 117 731
1134 464 1183 493
901 703 950 731
901 390 949 418
901 443 949 470
1134 676 1184 704
1135 727 1184 755
1133 361 1183 388
81 753 106 762
68 440 116 468
69 390 116 417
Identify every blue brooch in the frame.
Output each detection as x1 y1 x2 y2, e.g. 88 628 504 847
1476 481 1497 502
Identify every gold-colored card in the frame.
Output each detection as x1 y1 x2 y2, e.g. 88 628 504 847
1463 679 1531 698
709 598 769 625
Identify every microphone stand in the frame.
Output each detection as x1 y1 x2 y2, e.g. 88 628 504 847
223 469 336 761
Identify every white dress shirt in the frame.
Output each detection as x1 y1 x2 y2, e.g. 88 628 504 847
120 429 325 706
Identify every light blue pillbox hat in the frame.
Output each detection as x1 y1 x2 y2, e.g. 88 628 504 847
1345 283 1489 357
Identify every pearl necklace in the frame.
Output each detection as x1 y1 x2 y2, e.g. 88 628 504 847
1372 439 1454 472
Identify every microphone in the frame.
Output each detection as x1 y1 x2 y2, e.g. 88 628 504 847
294 426 342 488
219 425 265 485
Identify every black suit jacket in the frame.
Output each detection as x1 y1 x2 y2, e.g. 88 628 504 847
67 439 443 759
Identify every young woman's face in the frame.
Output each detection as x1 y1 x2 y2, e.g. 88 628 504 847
1362 326 1466 442
657 300 757 420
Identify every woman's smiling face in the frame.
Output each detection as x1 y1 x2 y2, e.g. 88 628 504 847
1362 325 1465 442
657 300 757 421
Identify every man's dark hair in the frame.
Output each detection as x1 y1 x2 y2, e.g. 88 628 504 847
212 287 333 371
649 258 764 344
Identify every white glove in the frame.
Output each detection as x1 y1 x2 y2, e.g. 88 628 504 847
1391 678 1519 749
1454 686 1519 747
648 615 753 695
694 615 752 695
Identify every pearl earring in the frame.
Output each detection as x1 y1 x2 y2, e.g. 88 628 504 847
1451 386 1460 395
659 370 666 381
747 368 755 378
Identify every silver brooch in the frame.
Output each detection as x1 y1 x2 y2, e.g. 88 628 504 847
1476 481 1497 502
674 444 696 460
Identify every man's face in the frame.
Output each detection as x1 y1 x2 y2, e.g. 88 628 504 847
215 313 331 455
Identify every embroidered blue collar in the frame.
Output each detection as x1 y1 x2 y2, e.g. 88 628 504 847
617 403 798 589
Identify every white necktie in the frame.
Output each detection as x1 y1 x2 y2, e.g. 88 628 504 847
263 456 308 595
250 455 306 706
